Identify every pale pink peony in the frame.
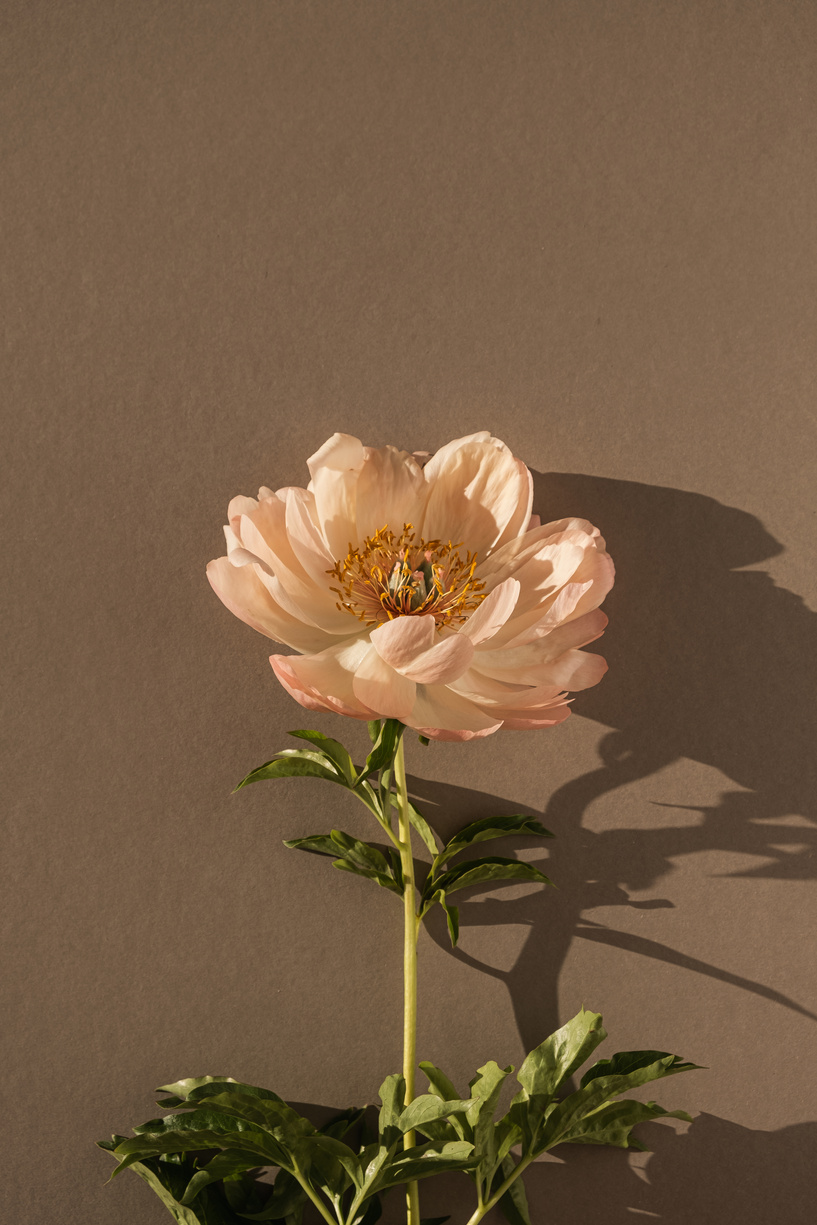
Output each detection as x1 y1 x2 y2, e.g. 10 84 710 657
207 432 614 741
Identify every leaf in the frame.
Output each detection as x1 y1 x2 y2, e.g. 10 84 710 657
405 799 441 856
466 1062 513 1195
439 894 459 948
100 1145 248 1225
181 1152 264 1205
496 1155 531 1225
397 1095 474 1133
287 730 356 784
234 754 342 791
426 857 553 901
556 1098 693 1150
580 1050 702 1089
283 832 403 895
419 1062 462 1105
516 1009 607 1102
111 1128 287 1177
157 1076 284 1108
440 815 554 864
355 719 404 783
367 720 382 744
332 859 404 895
536 1054 695 1154
378 1074 406 1137
375 1140 475 1188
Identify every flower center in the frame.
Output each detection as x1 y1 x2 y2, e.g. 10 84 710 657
328 523 486 629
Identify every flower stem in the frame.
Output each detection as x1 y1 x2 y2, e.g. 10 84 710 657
394 733 421 1225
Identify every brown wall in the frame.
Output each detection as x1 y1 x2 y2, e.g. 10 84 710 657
4 3 816 1222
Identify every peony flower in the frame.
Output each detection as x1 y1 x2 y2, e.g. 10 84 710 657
207 432 614 741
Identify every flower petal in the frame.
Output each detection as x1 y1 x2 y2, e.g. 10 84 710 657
460 578 520 645
270 638 374 719
355 445 427 540
207 556 334 653
370 614 437 669
307 433 366 556
406 683 503 740
352 643 417 719
420 433 533 557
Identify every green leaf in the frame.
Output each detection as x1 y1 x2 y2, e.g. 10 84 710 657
516 1009 607 1102
287 730 356 784
496 1155 531 1225
234 754 342 790
426 857 553 900
100 1144 248 1225
284 831 403 894
397 1095 474 1133
556 1098 693 1150
405 799 441 856
418 735 430 747
355 718 404 783
157 1076 284 1108
378 1074 406 1137
367 720 382 744
111 1128 288 1176
440 894 459 947
419 1062 462 1105
332 859 404 895
536 1054 694 1154
439 815 554 865
181 1153 263 1205
375 1140 475 1188
466 1062 513 1195
580 1050 702 1089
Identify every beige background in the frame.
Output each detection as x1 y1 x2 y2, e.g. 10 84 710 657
4 2 816 1222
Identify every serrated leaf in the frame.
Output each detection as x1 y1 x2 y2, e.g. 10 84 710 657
287 730 356 784
235 754 342 790
440 815 553 864
427 857 553 900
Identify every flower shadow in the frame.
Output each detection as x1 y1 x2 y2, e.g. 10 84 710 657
407 473 817 1047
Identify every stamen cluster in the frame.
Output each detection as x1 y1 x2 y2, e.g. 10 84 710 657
328 523 486 629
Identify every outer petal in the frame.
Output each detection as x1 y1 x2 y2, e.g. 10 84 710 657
270 638 374 719
419 433 533 557
406 683 503 740
207 556 335 653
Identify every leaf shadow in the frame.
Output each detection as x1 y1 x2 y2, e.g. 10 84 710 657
404 473 817 1048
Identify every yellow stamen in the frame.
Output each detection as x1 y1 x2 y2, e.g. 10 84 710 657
328 523 486 629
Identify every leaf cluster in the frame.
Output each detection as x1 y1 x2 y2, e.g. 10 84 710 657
236 721 555 942
410 1009 699 1223
99 1075 475 1225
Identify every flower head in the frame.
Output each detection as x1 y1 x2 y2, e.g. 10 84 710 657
207 432 614 740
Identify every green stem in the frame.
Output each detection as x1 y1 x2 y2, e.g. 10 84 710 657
394 733 421 1225
463 1156 535 1225
291 1168 338 1225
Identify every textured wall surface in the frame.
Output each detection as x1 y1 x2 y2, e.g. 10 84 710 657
4 3 816 1222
